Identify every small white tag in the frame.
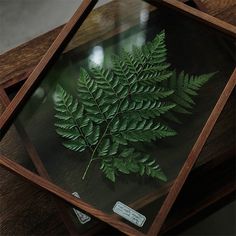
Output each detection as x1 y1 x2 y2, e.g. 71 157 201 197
72 192 91 224
113 201 146 227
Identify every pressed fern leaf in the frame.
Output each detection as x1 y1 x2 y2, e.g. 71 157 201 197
54 30 214 183
54 85 100 151
100 148 167 182
138 30 173 85
165 70 216 114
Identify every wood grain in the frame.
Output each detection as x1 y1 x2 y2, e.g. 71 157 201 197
0 0 235 235
194 0 236 25
0 26 61 88
0 0 235 89
148 68 236 236
161 155 236 234
0 0 154 88
159 0 236 36
0 42 234 234
0 101 68 236
0 154 147 236
1 80 235 235
0 168 69 236
0 0 98 137
0 89 81 235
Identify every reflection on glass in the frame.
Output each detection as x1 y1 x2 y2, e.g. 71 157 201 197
0 126 37 172
88 45 104 67
140 8 149 26
53 29 216 184
2 0 235 233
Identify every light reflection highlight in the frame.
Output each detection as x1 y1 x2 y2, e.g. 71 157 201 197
140 8 149 27
89 45 104 67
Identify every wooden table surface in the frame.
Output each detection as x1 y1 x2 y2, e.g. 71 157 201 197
0 1 235 235
195 0 236 25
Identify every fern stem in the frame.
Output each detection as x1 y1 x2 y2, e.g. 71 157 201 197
81 97 126 180
85 84 109 125
61 99 94 153
81 157 102 180
81 121 111 180
82 159 93 180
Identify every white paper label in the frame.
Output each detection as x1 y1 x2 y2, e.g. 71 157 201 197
72 192 91 224
113 201 146 227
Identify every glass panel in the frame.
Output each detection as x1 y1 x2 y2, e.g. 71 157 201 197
162 91 236 232
0 100 36 172
1 0 235 233
196 90 236 167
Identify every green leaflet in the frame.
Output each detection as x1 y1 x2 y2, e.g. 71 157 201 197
165 70 216 114
110 119 176 142
54 30 215 183
54 85 100 152
100 148 167 182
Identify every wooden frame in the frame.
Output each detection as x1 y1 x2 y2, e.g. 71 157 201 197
0 0 235 235
155 0 236 37
0 73 235 235
0 88 82 235
0 70 235 235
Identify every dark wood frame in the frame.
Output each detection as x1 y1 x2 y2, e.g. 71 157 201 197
0 77 235 236
0 0 235 235
156 0 236 37
0 88 81 235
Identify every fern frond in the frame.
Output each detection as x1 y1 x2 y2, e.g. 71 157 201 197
131 85 174 102
110 118 176 143
112 54 137 87
166 71 215 114
143 30 167 65
138 69 173 85
77 68 112 124
100 158 116 182
100 148 167 182
117 99 176 120
132 45 146 65
120 49 143 75
139 30 172 85
54 85 100 152
98 138 119 157
91 66 121 99
54 30 215 183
